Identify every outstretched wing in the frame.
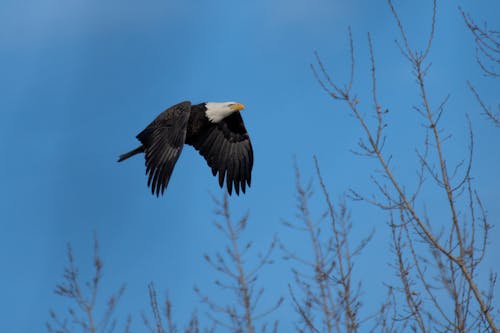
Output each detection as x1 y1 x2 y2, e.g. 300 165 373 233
191 112 253 195
136 101 191 196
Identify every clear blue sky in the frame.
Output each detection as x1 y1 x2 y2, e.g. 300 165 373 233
1 0 499 331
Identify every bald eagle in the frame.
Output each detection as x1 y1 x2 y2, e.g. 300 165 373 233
118 101 253 196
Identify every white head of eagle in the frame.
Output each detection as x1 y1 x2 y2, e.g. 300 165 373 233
205 102 245 123
118 100 253 196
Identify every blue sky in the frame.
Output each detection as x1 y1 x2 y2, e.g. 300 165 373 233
1 0 499 331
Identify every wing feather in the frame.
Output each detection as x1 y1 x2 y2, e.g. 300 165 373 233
236 144 246 193
226 145 235 195
216 139 229 187
233 150 241 195
189 111 253 195
136 101 191 196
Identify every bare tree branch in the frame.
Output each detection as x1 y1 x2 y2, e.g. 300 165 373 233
311 0 498 331
47 234 127 333
195 193 282 333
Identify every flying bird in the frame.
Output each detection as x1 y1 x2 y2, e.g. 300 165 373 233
118 101 253 196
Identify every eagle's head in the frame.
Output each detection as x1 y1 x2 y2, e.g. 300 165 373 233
205 102 245 123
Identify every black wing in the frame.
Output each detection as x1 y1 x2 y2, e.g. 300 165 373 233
136 101 191 196
191 112 253 195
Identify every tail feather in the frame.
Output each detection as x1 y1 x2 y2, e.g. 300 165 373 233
118 146 144 162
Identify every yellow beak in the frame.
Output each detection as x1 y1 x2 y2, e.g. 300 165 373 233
232 103 245 111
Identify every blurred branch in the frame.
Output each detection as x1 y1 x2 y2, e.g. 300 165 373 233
459 6 500 127
142 282 209 333
467 80 500 127
459 6 500 78
47 234 127 333
283 158 373 333
195 193 282 333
